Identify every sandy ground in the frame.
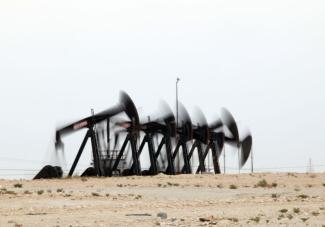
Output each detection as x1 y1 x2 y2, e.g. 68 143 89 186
0 173 325 227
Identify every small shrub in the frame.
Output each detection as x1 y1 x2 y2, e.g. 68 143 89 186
249 217 260 223
293 208 300 214
322 183 325 187
255 179 277 188
229 184 237 189
167 182 173 186
278 214 285 220
157 183 162 187
92 192 100 197
256 179 268 188
279 209 288 213
287 214 293 220
297 194 309 199
135 195 142 199
37 190 44 195
4 190 16 195
271 193 278 198
117 184 123 187
57 188 64 193
301 217 309 222
311 211 320 216
13 183 23 188
228 217 238 222
24 190 32 194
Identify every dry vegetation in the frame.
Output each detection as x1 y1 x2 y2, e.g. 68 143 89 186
0 173 325 226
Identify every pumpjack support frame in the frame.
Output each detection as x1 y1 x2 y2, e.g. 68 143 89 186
111 132 141 175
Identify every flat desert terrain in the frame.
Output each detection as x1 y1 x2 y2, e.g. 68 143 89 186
1 173 325 227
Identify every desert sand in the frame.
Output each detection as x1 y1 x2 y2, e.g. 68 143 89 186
0 173 325 227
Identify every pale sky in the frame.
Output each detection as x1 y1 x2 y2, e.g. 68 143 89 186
0 0 325 178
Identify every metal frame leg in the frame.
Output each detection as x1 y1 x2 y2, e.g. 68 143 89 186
90 128 102 176
211 143 221 174
147 134 158 174
68 131 90 177
181 142 191 174
112 135 129 171
165 137 175 175
130 134 141 175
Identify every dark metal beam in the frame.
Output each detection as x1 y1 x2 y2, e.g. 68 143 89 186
112 135 130 171
90 127 102 176
68 130 90 177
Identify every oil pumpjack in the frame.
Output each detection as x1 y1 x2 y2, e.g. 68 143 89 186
34 91 252 179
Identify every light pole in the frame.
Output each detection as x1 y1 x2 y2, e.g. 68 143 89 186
176 78 180 130
223 146 226 174
238 145 241 174
251 148 254 173
176 77 180 171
